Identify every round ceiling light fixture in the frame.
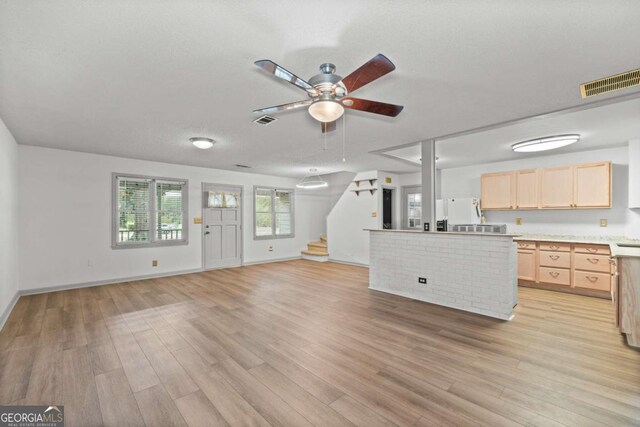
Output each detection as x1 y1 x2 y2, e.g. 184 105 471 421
296 168 328 189
308 100 344 123
511 134 580 153
190 137 215 149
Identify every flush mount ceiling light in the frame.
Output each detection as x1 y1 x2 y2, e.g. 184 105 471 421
190 137 215 149
296 168 328 189
511 134 580 153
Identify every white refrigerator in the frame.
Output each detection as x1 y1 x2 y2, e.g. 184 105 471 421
446 197 482 225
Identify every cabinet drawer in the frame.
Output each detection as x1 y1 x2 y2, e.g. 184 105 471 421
538 242 570 252
573 271 611 292
539 251 571 268
539 267 570 286
574 253 610 273
574 243 610 255
516 241 536 250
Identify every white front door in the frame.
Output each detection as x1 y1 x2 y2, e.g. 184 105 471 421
203 184 242 269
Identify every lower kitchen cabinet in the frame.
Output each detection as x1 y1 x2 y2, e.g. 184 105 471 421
517 249 536 282
516 240 613 298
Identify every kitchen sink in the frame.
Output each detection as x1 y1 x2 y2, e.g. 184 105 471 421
616 243 640 248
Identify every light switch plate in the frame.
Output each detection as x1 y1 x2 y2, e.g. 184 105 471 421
371 211 377 217
515 218 522 225
193 217 202 224
600 219 608 227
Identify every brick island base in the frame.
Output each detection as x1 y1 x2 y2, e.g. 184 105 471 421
367 229 518 321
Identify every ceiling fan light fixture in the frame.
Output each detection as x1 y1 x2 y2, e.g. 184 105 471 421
511 134 580 153
308 100 344 123
190 137 215 149
296 168 329 189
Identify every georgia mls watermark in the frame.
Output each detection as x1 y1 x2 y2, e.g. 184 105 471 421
0 405 64 427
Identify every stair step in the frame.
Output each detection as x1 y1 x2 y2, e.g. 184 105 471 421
320 235 327 243
302 249 329 257
308 241 327 249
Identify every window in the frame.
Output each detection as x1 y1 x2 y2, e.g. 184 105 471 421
254 187 294 239
113 174 188 248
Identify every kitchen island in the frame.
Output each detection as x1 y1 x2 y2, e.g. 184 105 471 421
367 229 518 320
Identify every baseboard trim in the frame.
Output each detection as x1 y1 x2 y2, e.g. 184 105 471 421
243 256 302 266
19 268 204 297
18 256 305 297
0 290 20 331
328 258 369 267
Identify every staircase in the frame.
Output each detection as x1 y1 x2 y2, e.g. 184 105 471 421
301 235 329 262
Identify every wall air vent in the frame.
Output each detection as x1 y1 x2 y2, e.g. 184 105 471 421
253 115 278 125
580 68 640 98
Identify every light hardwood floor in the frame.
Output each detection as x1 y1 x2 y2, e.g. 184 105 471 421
1 260 639 426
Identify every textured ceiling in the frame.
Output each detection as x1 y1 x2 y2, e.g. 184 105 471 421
381 97 640 169
1 1 640 177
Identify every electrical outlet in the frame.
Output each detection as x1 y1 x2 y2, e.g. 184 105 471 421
600 219 608 227
371 211 377 217
418 277 427 284
515 218 522 225
268 246 273 252
152 260 158 267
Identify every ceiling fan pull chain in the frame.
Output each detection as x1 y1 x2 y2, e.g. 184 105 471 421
342 114 346 162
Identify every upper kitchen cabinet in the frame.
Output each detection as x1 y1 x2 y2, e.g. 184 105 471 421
481 161 612 211
515 169 539 209
540 165 574 208
481 171 515 210
574 162 611 208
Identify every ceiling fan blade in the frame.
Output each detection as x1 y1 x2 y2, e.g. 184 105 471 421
341 97 404 117
339 54 396 94
321 121 336 133
255 60 317 94
253 99 312 114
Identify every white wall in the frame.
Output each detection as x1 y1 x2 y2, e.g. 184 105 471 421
18 146 330 292
440 146 633 236
0 118 19 322
327 171 379 265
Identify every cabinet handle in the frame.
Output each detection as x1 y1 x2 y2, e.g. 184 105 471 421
549 255 560 260
586 276 599 282
550 245 559 250
510 205 514 209
587 248 598 253
549 271 560 278
587 258 599 263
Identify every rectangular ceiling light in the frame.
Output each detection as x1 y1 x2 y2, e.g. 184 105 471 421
580 68 640 98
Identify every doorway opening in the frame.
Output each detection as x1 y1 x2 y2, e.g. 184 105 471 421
202 183 243 270
383 188 394 229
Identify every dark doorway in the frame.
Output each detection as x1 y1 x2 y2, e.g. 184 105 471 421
383 188 393 229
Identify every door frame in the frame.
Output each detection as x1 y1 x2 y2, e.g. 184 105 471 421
201 182 244 271
401 185 422 230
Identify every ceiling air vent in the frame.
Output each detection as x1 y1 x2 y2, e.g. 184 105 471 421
253 115 278 125
580 68 640 98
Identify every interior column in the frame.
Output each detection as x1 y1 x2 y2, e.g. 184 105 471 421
421 140 437 231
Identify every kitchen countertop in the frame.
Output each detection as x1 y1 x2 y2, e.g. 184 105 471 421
514 233 640 258
365 229 519 237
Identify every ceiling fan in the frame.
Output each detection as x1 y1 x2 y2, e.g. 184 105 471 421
253 54 403 133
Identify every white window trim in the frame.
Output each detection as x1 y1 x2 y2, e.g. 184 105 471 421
253 186 295 240
112 173 189 249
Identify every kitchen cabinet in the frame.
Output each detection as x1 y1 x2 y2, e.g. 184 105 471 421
515 169 538 209
540 165 574 208
516 240 613 298
481 171 515 210
480 161 612 211
517 249 536 282
574 162 611 208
